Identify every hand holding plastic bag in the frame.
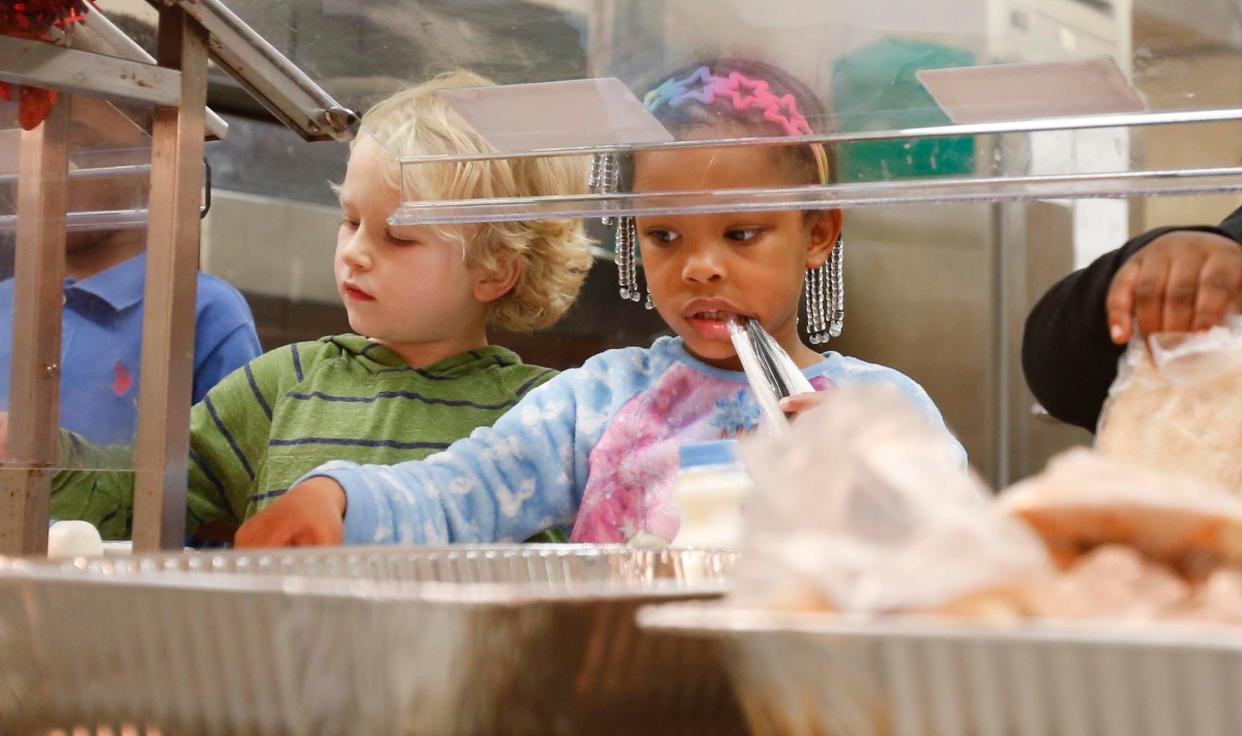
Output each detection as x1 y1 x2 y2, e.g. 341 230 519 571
732 384 1051 614
1097 316 1242 495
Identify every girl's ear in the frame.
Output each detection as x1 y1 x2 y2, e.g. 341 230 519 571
804 208 844 269
473 256 522 305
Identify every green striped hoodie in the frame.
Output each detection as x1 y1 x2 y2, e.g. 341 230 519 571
50 334 556 540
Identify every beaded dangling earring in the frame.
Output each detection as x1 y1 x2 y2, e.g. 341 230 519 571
805 237 845 344
614 216 642 303
590 152 652 307
828 236 845 338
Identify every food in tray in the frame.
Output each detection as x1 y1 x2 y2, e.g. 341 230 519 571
940 545 1242 624
730 381 1242 625
989 449 1242 623
1025 545 1242 623
1187 566 1242 623
1000 448 1242 575
1097 319 1242 495
1033 544 1190 619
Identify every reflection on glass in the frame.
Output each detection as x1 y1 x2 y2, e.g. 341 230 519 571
293 0 1238 220
211 0 1242 134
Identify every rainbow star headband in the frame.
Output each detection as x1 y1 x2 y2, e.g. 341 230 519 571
643 66 828 182
643 66 813 136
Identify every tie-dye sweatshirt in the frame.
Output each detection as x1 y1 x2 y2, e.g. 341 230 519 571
307 336 964 545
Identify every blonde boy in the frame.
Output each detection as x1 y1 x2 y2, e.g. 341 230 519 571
46 71 592 540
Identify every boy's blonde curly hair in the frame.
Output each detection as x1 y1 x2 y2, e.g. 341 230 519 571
359 70 593 332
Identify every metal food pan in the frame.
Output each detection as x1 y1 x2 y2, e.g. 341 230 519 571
0 547 743 735
640 603 1242 736
77 544 733 587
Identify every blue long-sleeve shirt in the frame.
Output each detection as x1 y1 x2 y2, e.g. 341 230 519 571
305 336 963 545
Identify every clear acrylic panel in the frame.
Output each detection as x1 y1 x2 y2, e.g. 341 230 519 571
12 0 1221 514
1 96 156 539
0 98 151 241
1 91 258 545
210 0 1242 222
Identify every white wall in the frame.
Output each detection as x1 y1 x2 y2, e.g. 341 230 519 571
200 190 340 304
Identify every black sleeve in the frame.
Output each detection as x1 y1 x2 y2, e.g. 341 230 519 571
1021 204 1242 431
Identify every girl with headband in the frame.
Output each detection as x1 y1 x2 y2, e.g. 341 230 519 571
235 58 963 548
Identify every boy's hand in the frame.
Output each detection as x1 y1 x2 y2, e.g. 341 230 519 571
1106 231 1242 344
234 477 347 548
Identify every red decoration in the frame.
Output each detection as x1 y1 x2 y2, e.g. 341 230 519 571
111 360 133 397
1 0 95 130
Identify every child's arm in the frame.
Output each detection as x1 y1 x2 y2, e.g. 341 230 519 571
237 371 588 547
1023 207 1242 430
46 432 140 539
50 347 289 538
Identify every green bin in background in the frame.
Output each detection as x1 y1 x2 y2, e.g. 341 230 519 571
831 37 976 181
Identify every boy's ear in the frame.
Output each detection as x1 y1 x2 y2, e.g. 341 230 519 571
805 208 844 270
473 256 523 305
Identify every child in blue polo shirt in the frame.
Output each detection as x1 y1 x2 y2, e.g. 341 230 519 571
0 97 261 446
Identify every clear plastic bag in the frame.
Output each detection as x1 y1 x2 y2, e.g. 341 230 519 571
1097 316 1242 495
731 384 1052 613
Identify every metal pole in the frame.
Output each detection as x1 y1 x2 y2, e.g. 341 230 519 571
130 6 209 552
0 97 70 556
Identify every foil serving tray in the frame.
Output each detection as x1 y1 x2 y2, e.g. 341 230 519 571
1 546 743 735
640 602 1242 736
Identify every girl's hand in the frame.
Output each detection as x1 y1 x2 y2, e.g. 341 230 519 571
234 477 347 548
1106 231 1242 344
779 392 827 417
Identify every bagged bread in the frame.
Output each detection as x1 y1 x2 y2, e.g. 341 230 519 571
1097 317 1242 495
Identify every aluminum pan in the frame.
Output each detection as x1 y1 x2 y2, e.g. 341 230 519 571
69 544 734 588
0 547 741 735
640 603 1242 736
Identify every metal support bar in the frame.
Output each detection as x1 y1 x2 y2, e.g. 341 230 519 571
0 99 70 557
149 0 357 142
0 34 180 108
75 8 229 141
130 6 209 552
